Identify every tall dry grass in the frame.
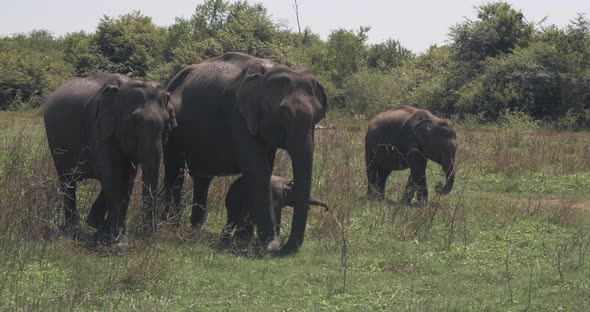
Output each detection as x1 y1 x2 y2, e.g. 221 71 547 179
1 112 590 309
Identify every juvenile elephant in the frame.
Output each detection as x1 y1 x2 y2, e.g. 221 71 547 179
164 52 327 253
365 105 457 204
43 73 176 243
222 175 329 239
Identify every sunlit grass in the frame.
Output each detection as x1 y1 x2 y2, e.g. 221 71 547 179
1 110 589 310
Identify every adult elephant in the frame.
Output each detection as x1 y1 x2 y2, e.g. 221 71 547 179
44 73 176 243
163 52 327 254
365 105 457 204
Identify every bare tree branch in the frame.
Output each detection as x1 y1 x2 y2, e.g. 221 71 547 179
292 0 302 34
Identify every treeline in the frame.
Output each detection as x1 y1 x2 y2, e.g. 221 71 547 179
1 1 589 127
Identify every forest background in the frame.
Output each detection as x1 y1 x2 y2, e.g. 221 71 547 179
1 0 589 128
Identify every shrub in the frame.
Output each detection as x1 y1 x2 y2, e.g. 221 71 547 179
342 70 407 119
0 49 71 110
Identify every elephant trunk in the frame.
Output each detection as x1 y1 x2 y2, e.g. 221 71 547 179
309 196 329 211
437 158 455 195
282 132 314 254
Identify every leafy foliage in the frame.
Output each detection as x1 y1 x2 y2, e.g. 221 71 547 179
94 11 165 77
0 31 72 110
450 2 534 66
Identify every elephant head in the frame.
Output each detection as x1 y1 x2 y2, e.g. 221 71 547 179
234 63 327 253
405 109 457 196
96 80 177 227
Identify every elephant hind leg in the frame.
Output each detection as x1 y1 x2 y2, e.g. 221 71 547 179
86 190 105 229
233 212 254 241
59 175 80 237
163 147 185 222
191 176 212 229
367 164 391 200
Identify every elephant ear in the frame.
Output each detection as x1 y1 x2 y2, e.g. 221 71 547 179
403 109 432 148
295 66 327 121
236 63 264 135
165 92 178 129
313 80 327 120
96 85 119 141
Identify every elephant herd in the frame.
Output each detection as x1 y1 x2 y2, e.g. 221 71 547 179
43 52 457 254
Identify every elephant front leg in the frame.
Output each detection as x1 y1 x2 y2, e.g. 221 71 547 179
405 155 428 205
403 154 428 205
117 166 137 234
59 176 80 238
402 174 416 205
232 144 277 248
234 205 254 240
191 176 212 230
86 190 105 229
97 159 133 245
163 148 185 224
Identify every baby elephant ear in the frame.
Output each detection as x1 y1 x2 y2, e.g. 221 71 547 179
96 85 119 141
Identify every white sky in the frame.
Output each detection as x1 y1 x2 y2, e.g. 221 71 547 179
1 0 588 53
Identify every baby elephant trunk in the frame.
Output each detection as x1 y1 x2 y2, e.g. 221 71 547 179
309 196 329 211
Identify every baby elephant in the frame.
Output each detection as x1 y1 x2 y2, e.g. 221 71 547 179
222 175 328 239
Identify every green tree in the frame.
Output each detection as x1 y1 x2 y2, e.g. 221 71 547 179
192 0 229 37
95 11 165 77
0 30 71 110
216 1 281 58
450 2 533 67
367 39 413 72
62 31 110 77
323 27 370 88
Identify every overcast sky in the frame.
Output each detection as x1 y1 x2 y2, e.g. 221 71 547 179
1 0 588 53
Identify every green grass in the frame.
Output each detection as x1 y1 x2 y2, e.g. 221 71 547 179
1 110 589 311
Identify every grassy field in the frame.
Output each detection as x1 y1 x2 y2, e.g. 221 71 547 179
1 110 589 311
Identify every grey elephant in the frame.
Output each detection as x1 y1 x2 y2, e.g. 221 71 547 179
163 52 327 253
43 73 176 243
222 175 329 239
365 105 457 204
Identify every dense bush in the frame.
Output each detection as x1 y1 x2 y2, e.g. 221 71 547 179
342 70 405 118
0 31 72 110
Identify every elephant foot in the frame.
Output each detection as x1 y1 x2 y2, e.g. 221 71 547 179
190 223 210 236
85 215 103 229
401 195 414 206
365 193 384 202
266 238 281 252
277 239 300 255
435 182 451 195
255 237 281 253
116 234 131 250
96 224 126 246
60 224 81 240
233 224 254 241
